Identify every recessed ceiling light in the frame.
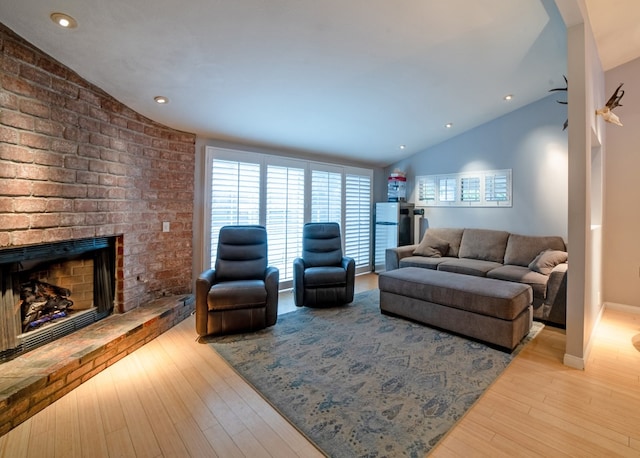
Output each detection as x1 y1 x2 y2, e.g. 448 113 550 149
504 94 514 101
154 96 169 104
445 123 453 129
50 13 77 29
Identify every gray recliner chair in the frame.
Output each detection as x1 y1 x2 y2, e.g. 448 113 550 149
293 222 355 307
196 225 279 337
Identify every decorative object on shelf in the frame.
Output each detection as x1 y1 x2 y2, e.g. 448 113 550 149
596 83 625 126
549 75 568 130
388 169 407 202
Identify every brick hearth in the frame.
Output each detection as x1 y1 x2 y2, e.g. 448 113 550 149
0 295 194 436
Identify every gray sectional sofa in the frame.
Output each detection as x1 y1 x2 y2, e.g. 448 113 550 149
385 228 568 327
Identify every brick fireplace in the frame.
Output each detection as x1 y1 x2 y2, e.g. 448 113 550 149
0 236 119 361
0 22 196 433
1 22 195 310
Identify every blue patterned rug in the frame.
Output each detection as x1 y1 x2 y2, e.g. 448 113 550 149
208 290 542 457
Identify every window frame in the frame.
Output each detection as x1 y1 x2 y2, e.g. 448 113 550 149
204 146 374 285
415 169 512 207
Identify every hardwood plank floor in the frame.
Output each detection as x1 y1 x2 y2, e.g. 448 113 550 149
1 273 639 457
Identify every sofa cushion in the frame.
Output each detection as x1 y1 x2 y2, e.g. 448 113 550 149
424 228 464 257
304 266 347 287
503 234 566 267
529 250 568 275
437 258 503 277
208 279 267 310
458 229 510 263
487 265 548 300
399 256 455 270
413 232 449 257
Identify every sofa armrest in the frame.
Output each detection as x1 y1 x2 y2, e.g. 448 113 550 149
546 263 567 303
385 245 417 271
195 269 217 337
544 263 567 326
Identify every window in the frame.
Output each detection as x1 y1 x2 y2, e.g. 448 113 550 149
266 164 305 281
485 171 510 202
416 169 512 207
344 172 371 271
311 169 342 224
418 176 436 203
438 176 457 202
460 176 481 202
204 147 373 284
209 158 261 266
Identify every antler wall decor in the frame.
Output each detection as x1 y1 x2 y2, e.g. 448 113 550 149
596 83 625 126
549 76 568 130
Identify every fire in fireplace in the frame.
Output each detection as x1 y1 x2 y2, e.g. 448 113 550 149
0 237 117 362
20 279 74 332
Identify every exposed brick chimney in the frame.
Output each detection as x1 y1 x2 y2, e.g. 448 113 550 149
0 23 195 312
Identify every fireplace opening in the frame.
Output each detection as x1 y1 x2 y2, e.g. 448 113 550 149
0 237 116 363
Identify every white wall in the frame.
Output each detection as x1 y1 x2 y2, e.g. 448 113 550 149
602 56 640 308
547 0 605 369
384 95 568 238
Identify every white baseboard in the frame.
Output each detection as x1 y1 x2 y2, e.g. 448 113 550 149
563 302 607 371
564 302 640 370
563 353 585 370
604 302 640 314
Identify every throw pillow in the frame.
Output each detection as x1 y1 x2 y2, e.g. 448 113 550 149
413 233 449 258
528 249 568 275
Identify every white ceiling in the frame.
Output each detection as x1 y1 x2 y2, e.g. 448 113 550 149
585 0 640 71
0 1 637 166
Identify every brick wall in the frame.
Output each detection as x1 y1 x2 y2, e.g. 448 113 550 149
0 23 195 312
30 258 95 310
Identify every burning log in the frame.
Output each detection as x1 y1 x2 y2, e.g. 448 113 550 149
19 280 73 332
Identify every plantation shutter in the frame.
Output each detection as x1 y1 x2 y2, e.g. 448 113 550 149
439 177 456 202
344 172 372 270
485 171 511 203
417 176 436 204
266 164 305 281
460 176 481 202
210 159 261 266
311 169 342 224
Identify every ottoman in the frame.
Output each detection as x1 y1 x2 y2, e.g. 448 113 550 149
378 267 533 350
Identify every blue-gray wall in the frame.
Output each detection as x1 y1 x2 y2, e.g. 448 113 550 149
385 94 568 238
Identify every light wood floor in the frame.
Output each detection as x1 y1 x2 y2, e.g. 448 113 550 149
1 274 639 457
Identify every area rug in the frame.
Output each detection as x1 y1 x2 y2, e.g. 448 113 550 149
208 290 542 457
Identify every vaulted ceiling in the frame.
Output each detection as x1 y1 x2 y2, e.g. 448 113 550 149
1 1 638 166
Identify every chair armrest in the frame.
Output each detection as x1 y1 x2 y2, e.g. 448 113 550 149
341 256 355 271
293 257 305 307
385 245 417 271
265 266 280 325
342 256 356 303
195 269 216 337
